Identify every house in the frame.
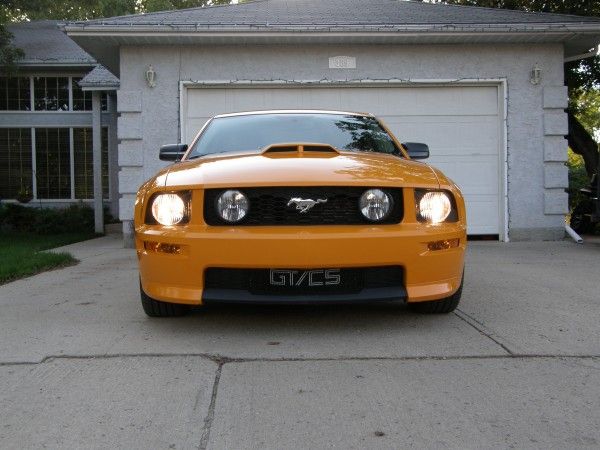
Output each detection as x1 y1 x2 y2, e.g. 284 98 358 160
0 20 119 231
6 0 600 244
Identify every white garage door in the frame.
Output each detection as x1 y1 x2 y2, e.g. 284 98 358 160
182 85 503 236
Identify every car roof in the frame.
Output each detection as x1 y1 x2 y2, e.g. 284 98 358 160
213 109 372 119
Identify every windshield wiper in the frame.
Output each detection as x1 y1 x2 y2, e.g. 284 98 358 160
187 149 263 160
187 153 208 160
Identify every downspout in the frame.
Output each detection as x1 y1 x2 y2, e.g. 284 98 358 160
565 224 583 244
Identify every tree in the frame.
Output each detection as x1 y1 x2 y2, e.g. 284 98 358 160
0 5 23 74
0 26 24 75
1 0 232 21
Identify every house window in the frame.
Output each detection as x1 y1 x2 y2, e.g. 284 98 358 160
33 77 70 111
35 128 71 199
73 127 109 199
0 127 110 201
72 78 92 111
0 77 31 111
72 78 108 111
0 128 33 199
0 76 108 112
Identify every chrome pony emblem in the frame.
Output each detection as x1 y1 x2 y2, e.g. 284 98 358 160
287 197 328 213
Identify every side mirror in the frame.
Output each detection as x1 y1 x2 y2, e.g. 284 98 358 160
159 143 188 161
402 142 429 160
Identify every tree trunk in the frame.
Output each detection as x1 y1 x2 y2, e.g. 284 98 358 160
568 112 599 177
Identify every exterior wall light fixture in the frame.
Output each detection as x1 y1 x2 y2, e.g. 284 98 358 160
530 63 542 85
145 65 156 88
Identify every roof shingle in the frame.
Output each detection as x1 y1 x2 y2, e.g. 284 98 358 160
7 20 95 64
78 65 120 89
77 0 600 27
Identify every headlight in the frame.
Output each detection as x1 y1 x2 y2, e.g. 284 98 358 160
217 190 249 223
151 193 187 226
359 189 391 222
417 191 452 224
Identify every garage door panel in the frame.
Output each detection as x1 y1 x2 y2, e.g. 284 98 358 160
185 118 211 142
364 86 498 116
183 85 502 235
187 90 229 117
385 117 499 154
466 197 501 234
432 158 499 195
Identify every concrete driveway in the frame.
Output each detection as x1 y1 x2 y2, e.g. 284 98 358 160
0 235 598 449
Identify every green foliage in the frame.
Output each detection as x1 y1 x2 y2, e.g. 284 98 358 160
143 0 231 13
567 148 590 208
0 203 98 234
570 88 600 140
1 0 231 21
2 1 135 21
0 25 24 75
431 0 599 15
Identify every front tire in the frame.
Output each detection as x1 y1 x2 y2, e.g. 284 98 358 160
140 282 191 317
409 276 463 314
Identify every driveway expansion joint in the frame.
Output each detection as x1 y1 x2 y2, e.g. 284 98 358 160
199 362 223 450
455 309 515 355
1 353 599 367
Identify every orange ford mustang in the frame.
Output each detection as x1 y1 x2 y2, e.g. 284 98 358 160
134 110 466 316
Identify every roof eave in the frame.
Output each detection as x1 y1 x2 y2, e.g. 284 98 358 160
80 84 120 91
64 22 600 33
9 60 96 68
64 25 600 76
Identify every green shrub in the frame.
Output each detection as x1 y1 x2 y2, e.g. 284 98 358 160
0 203 97 234
567 148 590 209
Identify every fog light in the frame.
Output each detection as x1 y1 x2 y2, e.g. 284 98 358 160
144 241 181 254
359 189 391 222
427 239 460 251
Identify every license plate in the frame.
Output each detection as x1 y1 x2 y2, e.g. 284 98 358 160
269 269 341 287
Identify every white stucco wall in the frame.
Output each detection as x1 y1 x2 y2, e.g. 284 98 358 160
117 43 568 242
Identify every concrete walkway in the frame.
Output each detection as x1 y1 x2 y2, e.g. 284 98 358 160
0 235 598 449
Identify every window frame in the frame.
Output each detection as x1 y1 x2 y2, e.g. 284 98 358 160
0 128 33 199
0 126 110 202
0 77 32 111
0 74 109 113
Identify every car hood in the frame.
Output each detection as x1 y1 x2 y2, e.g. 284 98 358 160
163 150 439 189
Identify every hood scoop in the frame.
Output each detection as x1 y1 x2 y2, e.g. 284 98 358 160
261 142 340 157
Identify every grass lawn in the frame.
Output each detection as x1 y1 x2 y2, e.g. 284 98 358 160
0 232 96 285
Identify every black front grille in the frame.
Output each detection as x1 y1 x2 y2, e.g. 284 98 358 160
204 266 404 296
204 187 403 226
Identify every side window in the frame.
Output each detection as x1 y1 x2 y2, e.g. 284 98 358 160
0 128 33 198
35 128 71 199
72 78 108 111
0 77 31 111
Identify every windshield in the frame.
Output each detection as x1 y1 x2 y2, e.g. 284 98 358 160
187 113 401 158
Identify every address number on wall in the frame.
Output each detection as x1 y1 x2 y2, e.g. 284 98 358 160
329 56 357 69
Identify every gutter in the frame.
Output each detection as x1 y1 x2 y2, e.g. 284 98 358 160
5 61 96 68
63 22 600 35
80 84 120 92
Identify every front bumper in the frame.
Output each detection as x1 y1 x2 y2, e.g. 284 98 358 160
136 223 466 306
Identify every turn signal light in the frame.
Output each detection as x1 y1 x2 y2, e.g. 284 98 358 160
427 239 460 251
144 241 182 255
